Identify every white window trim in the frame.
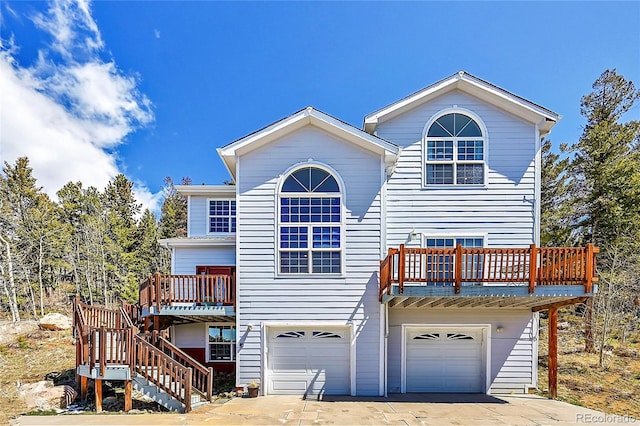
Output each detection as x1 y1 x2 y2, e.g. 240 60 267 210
206 198 237 236
206 323 236 362
422 233 487 248
275 162 347 278
422 108 489 188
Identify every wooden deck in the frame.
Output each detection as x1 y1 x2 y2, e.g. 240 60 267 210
73 297 214 412
379 244 599 304
139 273 236 313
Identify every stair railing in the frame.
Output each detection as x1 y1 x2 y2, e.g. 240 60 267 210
148 330 214 400
134 334 193 412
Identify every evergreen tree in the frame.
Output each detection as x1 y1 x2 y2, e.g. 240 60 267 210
159 176 189 239
540 140 575 246
102 175 142 304
566 69 640 249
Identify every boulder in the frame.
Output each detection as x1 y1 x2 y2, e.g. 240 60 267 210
38 313 72 331
19 380 78 410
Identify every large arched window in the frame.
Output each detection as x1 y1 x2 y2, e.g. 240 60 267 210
278 166 342 274
424 112 486 185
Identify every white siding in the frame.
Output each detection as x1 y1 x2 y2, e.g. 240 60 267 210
172 247 236 274
387 308 536 394
236 126 384 395
173 323 206 347
188 196 208 237
376 90 537 248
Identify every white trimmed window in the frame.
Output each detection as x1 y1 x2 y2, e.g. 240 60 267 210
208 325 236 361
425 112 486 186
279 166 342 274
208 199 236 233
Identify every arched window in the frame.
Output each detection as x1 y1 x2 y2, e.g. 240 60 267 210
278 166 342 274
424 112 486 185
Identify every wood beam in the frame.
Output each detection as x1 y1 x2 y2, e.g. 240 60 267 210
548 307 558 400
532 297 588 312
80 375 88 401
95 378 103 413
402 298 422 308
124 380 132 412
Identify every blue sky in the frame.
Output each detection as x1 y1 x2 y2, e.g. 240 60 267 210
2 1 639 212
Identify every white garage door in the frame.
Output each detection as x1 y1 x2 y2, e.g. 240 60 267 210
267 327 350 395
406 327 484 393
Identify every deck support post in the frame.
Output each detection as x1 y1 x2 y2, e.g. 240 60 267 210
80 375 88 401
398 244 405 294
95 378 103 413
124 379 132 412
548 307 558 399
454 244 462 294
528 244 537 293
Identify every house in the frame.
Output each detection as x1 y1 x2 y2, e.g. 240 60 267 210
75 71 598 411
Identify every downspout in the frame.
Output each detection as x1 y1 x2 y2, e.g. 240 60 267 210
384 302 389 397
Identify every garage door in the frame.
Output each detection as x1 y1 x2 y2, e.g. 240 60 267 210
267 327 350 395
406 327 484 393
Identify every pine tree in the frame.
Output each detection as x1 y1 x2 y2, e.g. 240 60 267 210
567 69 640 249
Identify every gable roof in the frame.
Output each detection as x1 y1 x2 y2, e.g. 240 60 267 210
218 107 400 180
363 71 561 136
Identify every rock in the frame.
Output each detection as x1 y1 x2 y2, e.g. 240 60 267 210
19 380 78 410
38 313 72 331
0 320 39 345
558 321 571 330
103 396 118 404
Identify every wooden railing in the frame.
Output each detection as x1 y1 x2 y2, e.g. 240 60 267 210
134 335 193 412
145 331 214 400
73 297 199 412
140 273 236 311
379 244 599 301
121 300 142 327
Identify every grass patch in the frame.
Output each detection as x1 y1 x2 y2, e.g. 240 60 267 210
538 313 640 419
0 325 75 424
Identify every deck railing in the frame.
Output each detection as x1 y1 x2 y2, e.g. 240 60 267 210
73 297 200 412
140 273 235 311
134 335 193 412
379 244 599 301
145 330 214 400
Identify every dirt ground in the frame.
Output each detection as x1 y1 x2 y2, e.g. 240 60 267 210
537 313 640 418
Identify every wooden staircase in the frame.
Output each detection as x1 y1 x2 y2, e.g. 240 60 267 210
73 297 213 413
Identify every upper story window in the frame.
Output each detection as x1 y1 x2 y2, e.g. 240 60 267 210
208 199 236 233
279 166 342 274
424 112 486 186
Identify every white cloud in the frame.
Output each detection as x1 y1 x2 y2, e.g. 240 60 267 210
0 0 159 213
154 29 160 39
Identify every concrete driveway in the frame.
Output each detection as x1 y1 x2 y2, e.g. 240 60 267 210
11 394 629 425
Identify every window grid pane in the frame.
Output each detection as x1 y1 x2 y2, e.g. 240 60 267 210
426 164 454 185
280 251 309 273
312 227 340 248
312 251 341 273
427 141 454 161
457 140 484 161
456 164 484 185
281 197 340 223
280 227 308 249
